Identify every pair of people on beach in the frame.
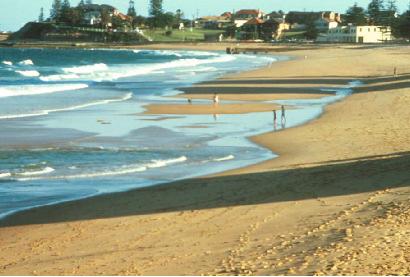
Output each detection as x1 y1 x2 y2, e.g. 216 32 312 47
273 105 286 127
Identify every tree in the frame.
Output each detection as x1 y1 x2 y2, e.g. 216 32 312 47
62 0 70 9
367 0 385 24
100 8 112 28
127 0 137 18
78 0 85 6
345 3 368 25
392 10 410 38
305 21 318 40
39 7 45 22
175 9 184 23
59 0 72 23
133 15 147 27
50 0 62 20
385 0 399 26
386 0 398 12
149 0 163 17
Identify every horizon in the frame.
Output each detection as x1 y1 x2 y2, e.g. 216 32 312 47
1 0 409 32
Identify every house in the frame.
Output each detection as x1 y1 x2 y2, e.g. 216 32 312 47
234 9 264 27
221 12 233 19
286 11 341 31
265 12 290 38
237 18 280 41
318 25 392 43
81 4 119 26
314 18 339 32
314 11 341 31
197 16 232 29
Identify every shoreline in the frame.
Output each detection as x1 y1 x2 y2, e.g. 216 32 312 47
2 44 410 275
0 49 290 221
0 48 339 222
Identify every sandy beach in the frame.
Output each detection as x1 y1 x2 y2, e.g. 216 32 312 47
2 44 410 275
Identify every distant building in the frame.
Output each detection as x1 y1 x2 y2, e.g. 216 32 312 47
197 15 232 29
318 25 392 43
286 11 341 31
221 12 233 19
314 11 341 31
234 9 264 27
314 18 339 31
82 4 131 27
237 18 281 41
264 12 290 38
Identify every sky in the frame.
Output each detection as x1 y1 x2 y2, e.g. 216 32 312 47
0 0 409 32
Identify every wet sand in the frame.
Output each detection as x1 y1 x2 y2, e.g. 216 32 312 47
2 44 410 275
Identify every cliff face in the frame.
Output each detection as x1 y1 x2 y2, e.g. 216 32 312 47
9 22 149 43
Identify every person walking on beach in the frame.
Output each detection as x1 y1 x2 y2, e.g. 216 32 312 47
394 67 397 78
273 109 277 130
281 105 286 127
213 93 219 106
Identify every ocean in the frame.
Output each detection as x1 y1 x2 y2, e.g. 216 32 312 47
0 48 357 219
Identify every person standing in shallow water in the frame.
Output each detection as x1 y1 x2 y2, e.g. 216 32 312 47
273 110 277 124
281 105 286 127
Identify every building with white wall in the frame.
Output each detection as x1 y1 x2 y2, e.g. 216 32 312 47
318 25 392 43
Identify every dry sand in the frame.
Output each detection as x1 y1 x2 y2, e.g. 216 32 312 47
2 44 410 275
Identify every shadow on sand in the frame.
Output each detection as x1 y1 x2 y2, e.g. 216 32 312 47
180 73 410 95
2 151 410 227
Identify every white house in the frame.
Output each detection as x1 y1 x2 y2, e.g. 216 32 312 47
314 18 339 32
318 25 392 43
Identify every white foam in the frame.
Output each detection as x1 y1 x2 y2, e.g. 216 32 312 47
18 59 34 65
0 83 88 98
134 49 183 57
2 61 13 66
40 54 236 82
18 167 55 176
15 70 41 77
40 73 80 82
0 92 132 120
182 50 219 57
63 63 108 74
15 156 187 181
146 156 187 168
0 172 11 178
213 155 235 162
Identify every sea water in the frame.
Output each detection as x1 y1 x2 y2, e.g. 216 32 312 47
0 48 356 218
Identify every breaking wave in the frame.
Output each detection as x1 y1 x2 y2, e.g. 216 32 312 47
15 70 41 77
213 155 235 162
0 92 132 120
2 61 13 66
18 167 55 176
0 172 11 178
18 59 34 65
15 156 187 181
0 83 88 98
40 55 236 82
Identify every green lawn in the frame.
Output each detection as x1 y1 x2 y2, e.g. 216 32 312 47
142 28 224 42
281 31 306 39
